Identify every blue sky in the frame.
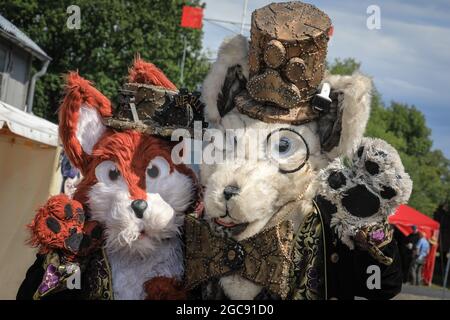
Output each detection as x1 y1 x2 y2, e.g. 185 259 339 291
201 0 450 157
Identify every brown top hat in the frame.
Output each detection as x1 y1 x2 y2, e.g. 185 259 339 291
235 1 333 125
103 59 207 137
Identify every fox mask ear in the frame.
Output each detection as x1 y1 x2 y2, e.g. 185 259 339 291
128 57 177 90
59 72 112 174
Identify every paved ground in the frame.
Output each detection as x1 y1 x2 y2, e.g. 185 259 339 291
393 284 450 300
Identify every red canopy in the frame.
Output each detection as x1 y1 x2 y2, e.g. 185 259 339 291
389 204 440 285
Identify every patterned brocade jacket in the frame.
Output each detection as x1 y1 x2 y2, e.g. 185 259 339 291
17 202 402 300
17 247 114 300
187 201 402 300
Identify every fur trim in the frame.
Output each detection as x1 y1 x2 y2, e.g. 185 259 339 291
144 276 187 300
202 35 249 123
107 238 184 300
128 57 177 90
220 275 262 300
322 73 372 159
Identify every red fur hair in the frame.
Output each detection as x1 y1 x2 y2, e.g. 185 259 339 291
59 73 112 174
60 59 176 175
144 276 187 300
74 130 176 203
59 59 198 211
128 57 177 90
27 58 201 262
27 194 83 253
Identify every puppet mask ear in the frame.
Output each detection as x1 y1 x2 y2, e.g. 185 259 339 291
201 35 249 124
59 72 112 172
317 73 372 160
128 56 178 90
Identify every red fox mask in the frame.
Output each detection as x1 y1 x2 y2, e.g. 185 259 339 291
59 59 196 255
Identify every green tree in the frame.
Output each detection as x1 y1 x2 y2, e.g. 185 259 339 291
329 58 450 216
0 0 210 122
327 58 361 76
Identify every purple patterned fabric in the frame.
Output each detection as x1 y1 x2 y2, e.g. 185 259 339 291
38 264 62 294
370 229 385 243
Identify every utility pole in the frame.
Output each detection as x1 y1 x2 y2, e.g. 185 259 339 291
240 0 249 35
180 35 187 86
179 5 203 85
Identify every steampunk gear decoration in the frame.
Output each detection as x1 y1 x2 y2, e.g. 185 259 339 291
184 214 295 299
104 83 207 137
235 2 333 124
223 242 245 270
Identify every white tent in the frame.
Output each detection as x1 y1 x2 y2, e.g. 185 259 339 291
0 101 62 299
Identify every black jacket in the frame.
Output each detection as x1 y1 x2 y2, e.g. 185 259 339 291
17 249 113 300
324 226 402 300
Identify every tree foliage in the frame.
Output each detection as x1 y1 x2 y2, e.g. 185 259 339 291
327 58 361 76
0 0 210 122
329 58 450 216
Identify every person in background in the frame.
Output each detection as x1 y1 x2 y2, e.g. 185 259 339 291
405 225 421 283
410 231 430 285
60 152 81 198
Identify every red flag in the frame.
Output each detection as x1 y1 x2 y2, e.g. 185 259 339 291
180 6 203 29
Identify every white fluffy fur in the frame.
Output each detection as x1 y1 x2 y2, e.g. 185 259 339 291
201 113 321 299
76 105 106 154
201 116 321 241
322 73 373 159
199 36 407 300
219 275 262 300
87 162 193 299
107 238 183 300
313 137 413 249
201 35 249 124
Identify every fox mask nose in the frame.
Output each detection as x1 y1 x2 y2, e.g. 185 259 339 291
131 199 147 219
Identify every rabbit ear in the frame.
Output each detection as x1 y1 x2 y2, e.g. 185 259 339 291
59 72 112 173
318 73 372 160
201 35 249 123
